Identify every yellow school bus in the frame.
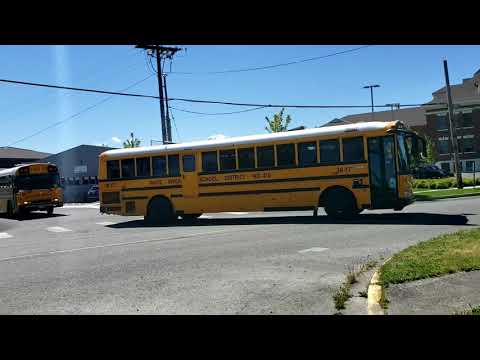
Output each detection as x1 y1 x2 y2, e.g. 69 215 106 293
0 163 63 217
98 121 425 224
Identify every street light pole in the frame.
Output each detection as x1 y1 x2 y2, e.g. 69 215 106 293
363 84 380 121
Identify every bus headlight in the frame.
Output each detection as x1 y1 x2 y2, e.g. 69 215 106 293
54 198 59 202
23 201 29 205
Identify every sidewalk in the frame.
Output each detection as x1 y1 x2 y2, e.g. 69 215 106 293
385 271 480 315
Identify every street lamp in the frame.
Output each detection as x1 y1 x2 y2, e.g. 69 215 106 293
363 84 380 121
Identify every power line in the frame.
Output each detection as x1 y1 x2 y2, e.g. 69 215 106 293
0 77 447 109
164 45 373 75
6 74 155 147
168 105 268 116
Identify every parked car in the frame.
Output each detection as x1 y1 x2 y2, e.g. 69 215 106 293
414 165 450 179
87 185 99 202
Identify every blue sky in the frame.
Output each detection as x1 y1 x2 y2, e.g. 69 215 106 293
1 45 479 154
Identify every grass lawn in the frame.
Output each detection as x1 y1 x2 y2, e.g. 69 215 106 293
379 228 480 286
414 187 480 201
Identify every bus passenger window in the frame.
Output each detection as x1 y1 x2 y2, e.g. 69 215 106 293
168 155 180 176
343 137 364 162
107 160 120 179
152 156 167 177
121 159 135 178
202 151 218 173
136 157 151 177
319 140 340 163
276 143 295 167
183 155 196 172
238 148 255 169
257 146 274 168
220 149 236 171
298 142 317 166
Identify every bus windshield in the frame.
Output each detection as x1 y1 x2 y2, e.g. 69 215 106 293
396 133 410 174
15 173 60 190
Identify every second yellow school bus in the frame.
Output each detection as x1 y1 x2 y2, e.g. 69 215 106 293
98 120 425 224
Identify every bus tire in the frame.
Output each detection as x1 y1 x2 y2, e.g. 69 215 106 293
145 197 175 225
321 187 359 220
181 213 202 221
47 207 54 216
6 201 13 218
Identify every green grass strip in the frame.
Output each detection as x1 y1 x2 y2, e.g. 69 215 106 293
415 188 480 201
379 228 480 286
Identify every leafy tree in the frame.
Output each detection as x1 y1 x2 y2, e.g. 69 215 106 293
123 132 141 148
425 136 436 165
265 108 292 133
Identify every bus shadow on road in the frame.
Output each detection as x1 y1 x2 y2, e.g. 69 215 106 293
0 212 68 221
107 212 474 228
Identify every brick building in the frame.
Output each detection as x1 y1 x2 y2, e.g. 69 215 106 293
323 68 480 173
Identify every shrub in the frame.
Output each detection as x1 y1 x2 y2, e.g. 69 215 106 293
463 178 474 187
429 182 437 189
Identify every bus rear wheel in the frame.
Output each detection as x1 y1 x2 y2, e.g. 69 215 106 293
145 197 175 225
46 207 54 216
323 188 359 220
181 213 202 221
6 201 13 218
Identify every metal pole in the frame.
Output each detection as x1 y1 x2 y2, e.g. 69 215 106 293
443 59 463 189
370 87 374 121
155 48 167 144
474 162 476 188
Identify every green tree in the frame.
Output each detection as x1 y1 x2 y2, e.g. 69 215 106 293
425 136 436 165
265 108 292 133
123 132 141 148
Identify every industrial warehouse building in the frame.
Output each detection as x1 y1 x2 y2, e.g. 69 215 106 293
0 146 51 169
43 145 115 202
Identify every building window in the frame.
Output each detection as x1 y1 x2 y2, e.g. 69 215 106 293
459 137 475 153
437 139 450 155
202 151 218 173
238 148 255 169
182 155 196 172
465 160 475 172
256 146 274 168
219 149 236 171
276 143 295 167
106 160 120 179
459 112 473 128
121 159 135 178
342 137 364 162
168 155 180 176
436 114 449 130
152 156 167 177
136 157 151 177
319 139 340 163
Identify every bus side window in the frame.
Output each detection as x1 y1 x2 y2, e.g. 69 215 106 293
121 159 135 178
202 151 218 173
219 149 236 171
238 148 255 170
256 146 274 168
136 157 151 177
106 160 120 179
276 143 295 167
182 155 196 172
152 156 167 177
298 142 317 166
342 137 364 162
168 155 180 176
319 139 340 163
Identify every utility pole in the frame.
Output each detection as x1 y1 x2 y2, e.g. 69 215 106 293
135 45 181 144
363 84 380 121
163 74 172 143
443 59 463 189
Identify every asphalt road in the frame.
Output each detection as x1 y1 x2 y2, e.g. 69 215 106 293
0 197 478 314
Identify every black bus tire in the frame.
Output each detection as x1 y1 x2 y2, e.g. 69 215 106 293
47 207 54 216
145 197 175 225
322 187 359 220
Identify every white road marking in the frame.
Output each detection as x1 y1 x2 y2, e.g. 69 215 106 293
298 247 329 254
199 215 213 219
0 229 237 263
96 221 115 226
46 226 72 233
0 232 13 239
223 212 249 215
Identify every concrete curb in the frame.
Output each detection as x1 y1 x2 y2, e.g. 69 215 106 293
367 257 392 315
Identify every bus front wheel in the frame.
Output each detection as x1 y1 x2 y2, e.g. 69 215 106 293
145 197 175 225
47 207 54 216
322 188 359 220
